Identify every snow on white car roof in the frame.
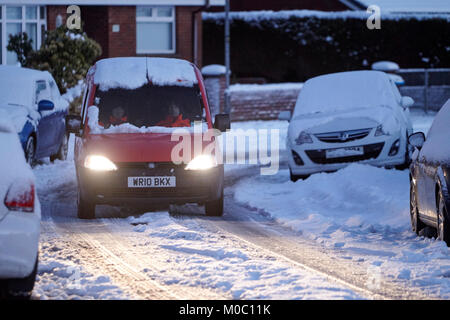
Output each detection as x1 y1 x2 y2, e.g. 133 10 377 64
93 57 198 91
0 65 54 107
293 70 398 117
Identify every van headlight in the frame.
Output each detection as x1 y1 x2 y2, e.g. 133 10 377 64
185 155 217 170
84 155 117 171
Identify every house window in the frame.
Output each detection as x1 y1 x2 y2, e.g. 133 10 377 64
136 6 175 54
1 5 47 65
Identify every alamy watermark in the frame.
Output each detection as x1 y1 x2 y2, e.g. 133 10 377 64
366 5 381 30
170 122 281 176
67 5 81 30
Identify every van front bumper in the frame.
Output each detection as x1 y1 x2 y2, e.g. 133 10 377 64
77 162 224 206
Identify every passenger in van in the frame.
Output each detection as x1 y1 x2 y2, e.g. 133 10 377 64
156 103 190 127
99 106 128 128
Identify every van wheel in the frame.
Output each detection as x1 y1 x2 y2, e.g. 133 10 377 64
1 256 38 299
77 191 96 219
206 192 224 217
50 134 68 162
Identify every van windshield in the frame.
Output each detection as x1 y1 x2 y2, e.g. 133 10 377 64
94 84 203 128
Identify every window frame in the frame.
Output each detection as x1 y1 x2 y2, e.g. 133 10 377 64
135 6 176 55
1 5 47 65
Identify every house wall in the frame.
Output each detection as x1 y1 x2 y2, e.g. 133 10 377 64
47 5 204 66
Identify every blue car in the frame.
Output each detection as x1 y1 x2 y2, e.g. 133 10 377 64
0 66 69 165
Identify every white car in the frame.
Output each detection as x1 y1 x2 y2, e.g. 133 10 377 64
0 112 40 298
282 71 414 181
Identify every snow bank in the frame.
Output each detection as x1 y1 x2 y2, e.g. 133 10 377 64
420 99 450 163
94 57 197 92
234 164 410 236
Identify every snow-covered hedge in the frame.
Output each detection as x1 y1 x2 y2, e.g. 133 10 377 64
203 10 450 82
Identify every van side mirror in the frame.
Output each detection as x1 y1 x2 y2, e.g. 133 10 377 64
66 114 82 136
278 111 292 121
38 100 54 112
409 132 425 150
214 114 230 132
401 96 414 109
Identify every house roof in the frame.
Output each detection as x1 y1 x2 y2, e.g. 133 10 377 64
343 0 450 13
3 0 224 6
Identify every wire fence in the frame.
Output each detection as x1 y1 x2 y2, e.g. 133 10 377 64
398 68 450 112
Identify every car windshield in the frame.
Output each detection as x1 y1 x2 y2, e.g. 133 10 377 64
94 84 203 128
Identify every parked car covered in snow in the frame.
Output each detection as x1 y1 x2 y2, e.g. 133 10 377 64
0 112 40 298
409 99 450 246
0 66 69 165
282 71 414 181
67 57 230 219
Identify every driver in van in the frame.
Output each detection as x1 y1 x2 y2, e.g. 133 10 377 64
156 103 190 127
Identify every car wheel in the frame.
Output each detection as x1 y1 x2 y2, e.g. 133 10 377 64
25 136 36 167
290 169 309 182
77 189 96 219
50 134 68 162
205 191 224 217
1 256 38 299
410 181 425 235
437 187 450 246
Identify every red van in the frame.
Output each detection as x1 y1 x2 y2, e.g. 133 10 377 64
67 57 230 219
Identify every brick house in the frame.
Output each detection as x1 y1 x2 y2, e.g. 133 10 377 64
1 0 224 66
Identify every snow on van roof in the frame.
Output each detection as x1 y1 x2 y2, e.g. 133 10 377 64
293 70 397 117
94 57 198 91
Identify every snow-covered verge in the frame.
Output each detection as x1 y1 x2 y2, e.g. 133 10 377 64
233 164 450 298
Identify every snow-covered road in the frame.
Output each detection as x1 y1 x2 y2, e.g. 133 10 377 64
31 109 449 300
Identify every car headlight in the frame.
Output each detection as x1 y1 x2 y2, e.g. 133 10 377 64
84 155 117 171
185 155 217 170
295 131 313 145
374 125 389 136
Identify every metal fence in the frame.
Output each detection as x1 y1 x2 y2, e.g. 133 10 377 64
398 68 450 112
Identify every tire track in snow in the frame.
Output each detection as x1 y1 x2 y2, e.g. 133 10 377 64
179 176 437 300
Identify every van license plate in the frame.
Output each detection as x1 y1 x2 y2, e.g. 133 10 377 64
325 146 364 159
128 176 176 188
